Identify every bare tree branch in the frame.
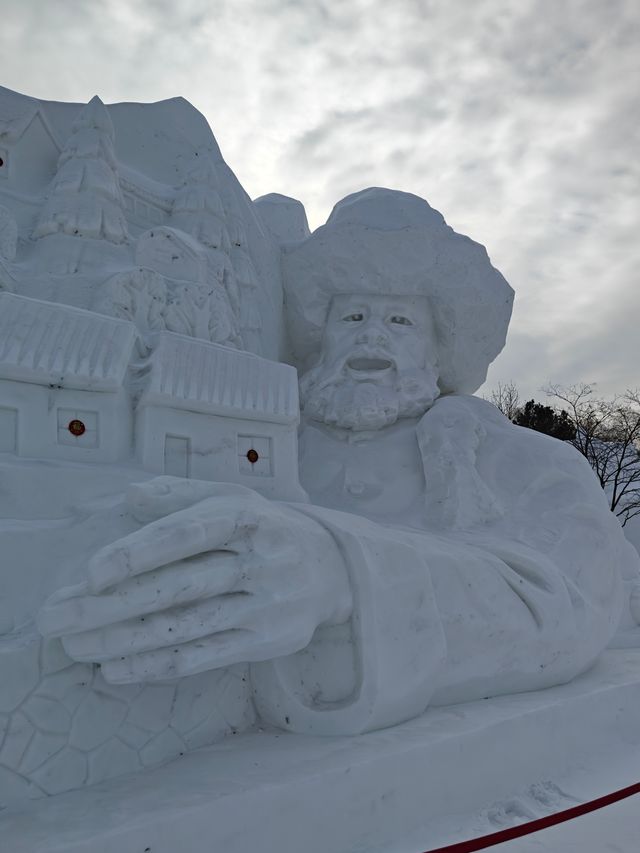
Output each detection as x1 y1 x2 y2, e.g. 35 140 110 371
487 381 521 421
545 384 640 527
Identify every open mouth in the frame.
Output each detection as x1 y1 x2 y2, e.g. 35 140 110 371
347 357 394 372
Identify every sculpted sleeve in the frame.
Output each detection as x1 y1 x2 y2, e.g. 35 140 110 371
250 505 448 735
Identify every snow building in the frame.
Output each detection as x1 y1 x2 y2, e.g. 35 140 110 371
0 293 135 462
136 332 306 502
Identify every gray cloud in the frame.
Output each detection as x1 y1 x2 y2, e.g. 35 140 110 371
1 0 638 397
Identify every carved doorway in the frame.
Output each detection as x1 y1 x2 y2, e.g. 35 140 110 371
163 434 190 479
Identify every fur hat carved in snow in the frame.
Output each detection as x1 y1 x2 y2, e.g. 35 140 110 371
282 187 514 395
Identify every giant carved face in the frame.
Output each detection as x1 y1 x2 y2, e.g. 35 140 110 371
299 293 441 431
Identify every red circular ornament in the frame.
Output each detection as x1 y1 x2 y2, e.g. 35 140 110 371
246 448 259 464
68 419 86 437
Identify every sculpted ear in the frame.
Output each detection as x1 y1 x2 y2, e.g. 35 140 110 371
126 476 260 523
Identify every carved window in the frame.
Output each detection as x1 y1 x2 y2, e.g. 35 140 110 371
57 409 99 448
237 435 273 477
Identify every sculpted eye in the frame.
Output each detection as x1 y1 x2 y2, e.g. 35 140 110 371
343 313 364 322
389 315 412 326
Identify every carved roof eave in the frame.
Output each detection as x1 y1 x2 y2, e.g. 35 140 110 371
137 331 299 425
0 293 137 391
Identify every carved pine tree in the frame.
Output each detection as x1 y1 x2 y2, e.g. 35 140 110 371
170 160 228 251
33 95 128 243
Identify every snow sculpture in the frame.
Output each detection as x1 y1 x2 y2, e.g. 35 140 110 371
37 188 636 738
1 83 638 809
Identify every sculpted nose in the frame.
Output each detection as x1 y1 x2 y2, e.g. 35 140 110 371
356 327 389 347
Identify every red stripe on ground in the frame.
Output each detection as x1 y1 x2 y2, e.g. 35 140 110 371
423 781 640 853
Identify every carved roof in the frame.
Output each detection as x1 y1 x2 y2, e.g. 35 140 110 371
0 86 63 148
0 293 136 390
139 331 299 424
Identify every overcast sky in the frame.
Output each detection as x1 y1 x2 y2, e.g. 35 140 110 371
2 0 638 400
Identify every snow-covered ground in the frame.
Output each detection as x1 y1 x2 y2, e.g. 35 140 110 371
487 793 640 853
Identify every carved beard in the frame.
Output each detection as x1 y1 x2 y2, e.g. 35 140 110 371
299 359 441 431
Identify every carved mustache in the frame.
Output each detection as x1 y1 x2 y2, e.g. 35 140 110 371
300 349 401 399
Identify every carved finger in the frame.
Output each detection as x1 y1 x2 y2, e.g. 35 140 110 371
99 629 273 683
60 590 264 661
38 553 242 637
86 501 258 593
127 477 261 524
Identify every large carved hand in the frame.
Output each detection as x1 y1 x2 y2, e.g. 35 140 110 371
37 479 352 684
